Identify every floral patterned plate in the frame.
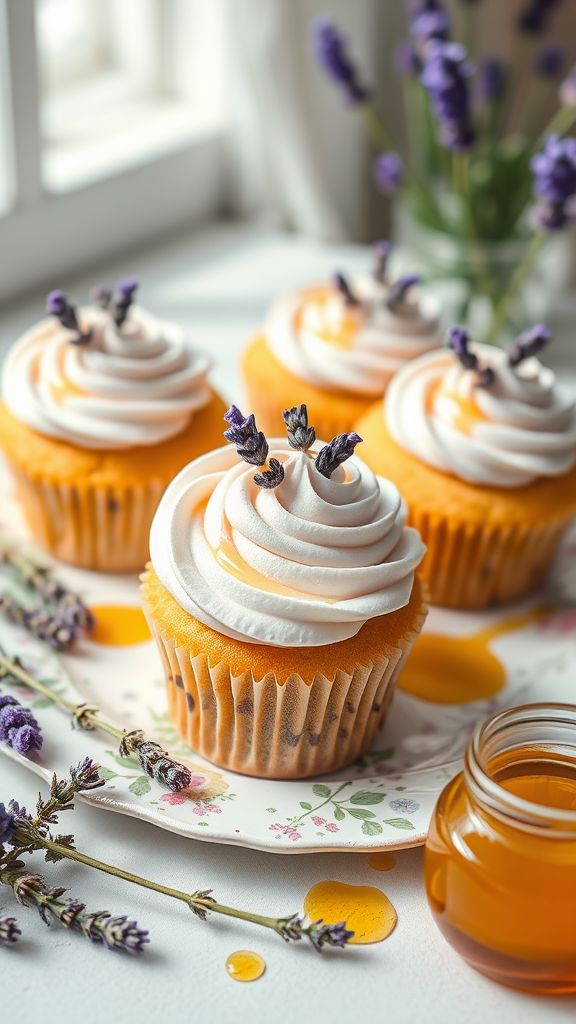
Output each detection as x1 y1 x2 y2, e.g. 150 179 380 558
1 470 575 854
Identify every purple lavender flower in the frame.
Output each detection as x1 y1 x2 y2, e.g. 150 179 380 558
373 152 405 195
517 0 562 34
395 40 421 78
0 915 21 945
113 277 138 327
531 134 576 230
224 406 269 466
282 405 316 451
0 694 43 755
46 290 92 346
508 324 551 366
311 16 370 104
559 65 576 106
69 757 105 792
479 57 506 103
315 433 362 478
374 240 392 283
387 274 421 312
0 799 26 846
307 919 355 952
411 9 451 47
421 42 476 151
119 733 192 793
334 272 359 307
534 43 565 78
253 459 285 490
447 327 495 387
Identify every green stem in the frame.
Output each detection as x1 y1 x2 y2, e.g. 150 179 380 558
358 101 396 152
33 836 283 936
484 232 546 343
293 781 352 826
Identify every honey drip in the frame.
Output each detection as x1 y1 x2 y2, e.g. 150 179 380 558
304 881 397 944
225 950 266 982
368 852 396 872
90 605 151 646
427 383 489 434
425 744 576 993
50 377 87 403
296 291 360 350
399 609 547 704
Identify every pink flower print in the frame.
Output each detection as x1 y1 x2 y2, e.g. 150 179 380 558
206 803 222 814
192 805 207 816
159 776 208 805
325 823 340 833
311 816 327 826
538 609 576 636
269 823 302 841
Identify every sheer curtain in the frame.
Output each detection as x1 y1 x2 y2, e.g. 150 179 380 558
226 0 405 242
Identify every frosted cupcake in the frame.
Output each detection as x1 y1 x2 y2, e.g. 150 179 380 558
357 325 576 609
241 242 442 440
0 280 227 571
141 403 427 779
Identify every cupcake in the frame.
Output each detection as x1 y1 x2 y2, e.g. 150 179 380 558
141 403 427 779
0 280 227 571
357 325 576 610
241 242 442 441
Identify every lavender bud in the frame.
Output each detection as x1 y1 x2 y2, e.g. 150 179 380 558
307 919 355 952
119 731 192 793
508 323 552 366
0 696 43 755
311 16 371 104
447 326 478 369
421 41 476 152
224 406 269 467
315 432 362 479
282 404 316 450
411 9 451 47
0 915 21 945
374 240 392 283
69 757 105 792
254 459 285 490
334 272 358 307
113 277 139 327
534 43 564 78
387 274 421 312
395 40 421 78
373 151 404 195
46 290 92 345
531 134 576 231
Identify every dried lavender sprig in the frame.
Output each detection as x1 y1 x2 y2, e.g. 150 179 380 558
334 271 359 307
0 761 353 954
2 872 149 955
0 653 189 794
508 324 552 366
282 405 316 451
447 327 495 389
1 549 95 634
113 278 139 327
119 732 192 793
0 912 20 945
46 291 92 346
224 406 269 466
253 460 285 489
0 694 42 756
0 595 76 651
315 433 362 479
387 274 421 312
277 913 354 952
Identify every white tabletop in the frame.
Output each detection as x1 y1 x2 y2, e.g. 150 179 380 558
1 222 575 1024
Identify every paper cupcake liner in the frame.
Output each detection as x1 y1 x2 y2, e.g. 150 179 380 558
6 459 165 572
412 508 571 609
144 610 423 779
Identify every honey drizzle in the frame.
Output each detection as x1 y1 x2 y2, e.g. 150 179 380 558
304 881 397 944
296 290 360 350
426 382 489 435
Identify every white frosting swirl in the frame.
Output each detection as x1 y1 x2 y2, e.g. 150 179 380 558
265 276 441 396
150 440 425 647
2 306 212 450
385 345 576 487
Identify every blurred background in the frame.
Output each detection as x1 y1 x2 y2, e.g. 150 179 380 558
0 0 575 306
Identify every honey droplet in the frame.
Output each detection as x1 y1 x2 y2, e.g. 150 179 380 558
225 950 266 982
368 852 396 872
90 605 151 646
304 881 397 944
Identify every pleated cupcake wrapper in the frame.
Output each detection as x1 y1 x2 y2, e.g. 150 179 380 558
242 376 373 447
412 507 571 610
145 610 423 780
5 458 165 572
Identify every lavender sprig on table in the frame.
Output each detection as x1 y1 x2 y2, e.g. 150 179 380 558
0 595 76 651
1 547 94 640
224 406 285 490
0 693 42 755
46 291 92 346
315 433 363 479
0 761 354 954
282 405 316 451
0 652 191 794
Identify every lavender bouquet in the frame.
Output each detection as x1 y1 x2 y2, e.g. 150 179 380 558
312 1 576 340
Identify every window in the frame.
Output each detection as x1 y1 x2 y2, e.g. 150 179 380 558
0 0 229 301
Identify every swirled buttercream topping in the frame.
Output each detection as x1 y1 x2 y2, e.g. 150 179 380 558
2 301 212 450
149 439 425 647
385 339 576 487
264 250 441 396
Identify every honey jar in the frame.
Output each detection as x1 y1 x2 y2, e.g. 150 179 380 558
425 703 576 994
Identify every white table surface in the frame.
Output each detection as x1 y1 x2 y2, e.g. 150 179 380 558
1 221 576 1024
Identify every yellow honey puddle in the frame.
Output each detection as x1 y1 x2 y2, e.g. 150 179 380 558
225 950 266 982
304 881 397 944
90 604 151 646
368 852 397 872
399 608 548 705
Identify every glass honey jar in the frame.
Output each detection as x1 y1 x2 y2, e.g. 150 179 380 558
425 703 576 994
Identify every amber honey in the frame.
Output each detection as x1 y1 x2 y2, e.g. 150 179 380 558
425 704 576 994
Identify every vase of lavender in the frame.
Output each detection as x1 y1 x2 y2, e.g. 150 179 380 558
312 1 576 341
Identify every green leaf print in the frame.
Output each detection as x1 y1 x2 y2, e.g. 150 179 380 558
384 818 415 830
347 808 376 820
128 776 152 797
362 820 383 836
350 791 386 805
299 802 312 810
333 807 346 821
312 784 331 798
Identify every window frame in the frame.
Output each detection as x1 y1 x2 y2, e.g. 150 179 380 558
0 0 229 304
